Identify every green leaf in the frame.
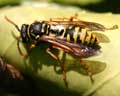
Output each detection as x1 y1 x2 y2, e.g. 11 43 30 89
0 0 21 7
0 5 120 96
52 0 104 6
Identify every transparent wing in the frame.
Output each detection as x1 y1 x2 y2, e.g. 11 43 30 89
92 32 110 43
43 19 118 32
38 36 99 58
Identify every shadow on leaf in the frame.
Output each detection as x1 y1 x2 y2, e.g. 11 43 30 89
23 43 106 78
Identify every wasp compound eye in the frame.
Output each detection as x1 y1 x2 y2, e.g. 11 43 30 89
21 24 29 42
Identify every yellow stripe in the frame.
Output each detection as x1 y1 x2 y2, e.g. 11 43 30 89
66 34 70 42
85 31 92 44
80 28 87 44
41 23 45 33
46 24 49 35
91 34 96 44
73 27 79 43
49 33 56 37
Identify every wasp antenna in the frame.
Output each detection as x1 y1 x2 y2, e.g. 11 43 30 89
106 25 118 30
4 16 21 32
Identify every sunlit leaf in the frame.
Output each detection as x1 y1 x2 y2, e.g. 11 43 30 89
0 5 120 96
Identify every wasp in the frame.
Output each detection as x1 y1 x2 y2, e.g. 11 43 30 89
5 15 118 82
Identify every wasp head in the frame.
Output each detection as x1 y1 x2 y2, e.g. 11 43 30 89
21 24 30 43
5 16 30 43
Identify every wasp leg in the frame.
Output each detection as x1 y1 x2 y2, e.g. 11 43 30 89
46 47 67 81
11 30 28 56
17 37 27 56
17 37 36 56
79 59 94 83
69 13 79 21
25 43 37 56
28 43 36 53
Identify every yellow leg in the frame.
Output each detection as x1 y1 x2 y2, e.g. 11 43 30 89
46 48 66 81
46 48 59 61
28 44 36 51
79 59 94 83
26 43 37 56
17 37 28 56
17 38 36 56
69 13 79 21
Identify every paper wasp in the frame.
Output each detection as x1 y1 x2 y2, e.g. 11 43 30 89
5 15 118 82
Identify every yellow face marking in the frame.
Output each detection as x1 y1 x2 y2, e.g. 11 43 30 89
80 28 87 44
41 23 46 33
73 27 79 43
66 34 70 42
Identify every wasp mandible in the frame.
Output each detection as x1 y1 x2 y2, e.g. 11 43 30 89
5 15 118 82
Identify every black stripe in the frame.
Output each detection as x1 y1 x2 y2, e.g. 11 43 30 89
47 25 51 35
59 29 64 36
64 27 74 42
43 24 47 34
84 31 88 41
76 32 81 43
76 27 83 44
90 34 93 43
94 37 97 44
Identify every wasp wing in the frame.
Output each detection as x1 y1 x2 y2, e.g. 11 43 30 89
38 35 78 55
92 32 110 43
38 36 100 58
44 20 118 32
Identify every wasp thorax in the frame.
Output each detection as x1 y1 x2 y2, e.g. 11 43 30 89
29 22 44 39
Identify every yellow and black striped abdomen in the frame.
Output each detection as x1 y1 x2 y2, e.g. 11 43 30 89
29 22 99 46
79 28 98 45
63 26 98 45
